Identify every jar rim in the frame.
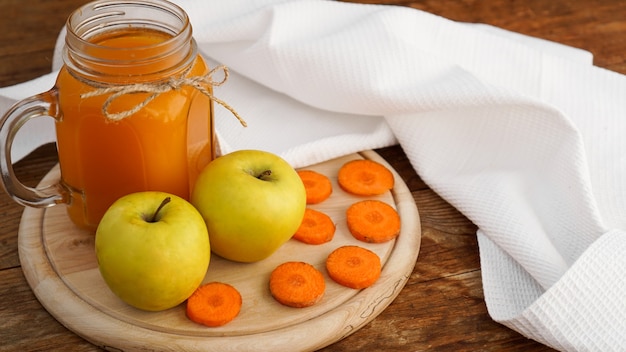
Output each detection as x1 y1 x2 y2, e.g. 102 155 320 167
63 0 196 82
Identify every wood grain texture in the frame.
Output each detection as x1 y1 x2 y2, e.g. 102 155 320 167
18 152 420 352
0 0 624 351
0 0 93 87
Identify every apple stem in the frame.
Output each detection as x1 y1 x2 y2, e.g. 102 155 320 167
149 197 171 223
257 170 272 180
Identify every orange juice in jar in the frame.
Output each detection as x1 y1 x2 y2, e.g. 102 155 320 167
0 0 222 231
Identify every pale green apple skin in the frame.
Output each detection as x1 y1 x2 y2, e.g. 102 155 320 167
95 191 210 312
191 150 306 263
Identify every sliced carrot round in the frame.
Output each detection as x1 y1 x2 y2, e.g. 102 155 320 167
337 159 394 196
298 170 333 204
293 208 336 245
326 245 381 289
269 261 325 308
346 199 400 243
186 282 242 327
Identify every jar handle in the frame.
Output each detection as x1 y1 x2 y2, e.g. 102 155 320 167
0 90 66 208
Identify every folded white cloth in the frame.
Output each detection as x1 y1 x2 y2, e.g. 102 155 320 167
2 0 625 350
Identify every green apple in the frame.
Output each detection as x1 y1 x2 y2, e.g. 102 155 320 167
95 191 210 311
191 149 306 263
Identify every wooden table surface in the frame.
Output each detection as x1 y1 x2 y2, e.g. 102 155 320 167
1 1 624 351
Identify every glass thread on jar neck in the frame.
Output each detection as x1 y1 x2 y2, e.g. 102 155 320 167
63 0 196 83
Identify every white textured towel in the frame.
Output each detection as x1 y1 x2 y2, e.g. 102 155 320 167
1 1 625 350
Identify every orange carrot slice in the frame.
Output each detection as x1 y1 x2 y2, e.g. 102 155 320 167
337 159 394 196
293 208 336 245
346 199 400 243
269 261 325 308
326 245 381 289
186 282 242 327
298 170 333 204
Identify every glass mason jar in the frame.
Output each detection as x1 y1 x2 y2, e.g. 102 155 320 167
0 0 217 231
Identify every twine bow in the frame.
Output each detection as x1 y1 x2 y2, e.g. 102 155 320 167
80 65 247 126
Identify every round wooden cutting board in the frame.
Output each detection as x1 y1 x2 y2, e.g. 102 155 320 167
18 150 421 352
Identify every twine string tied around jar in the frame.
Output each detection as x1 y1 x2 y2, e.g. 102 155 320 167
79 65 247 126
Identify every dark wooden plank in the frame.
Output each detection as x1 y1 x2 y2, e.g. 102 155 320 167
0 0 93 87
0 267 96 352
